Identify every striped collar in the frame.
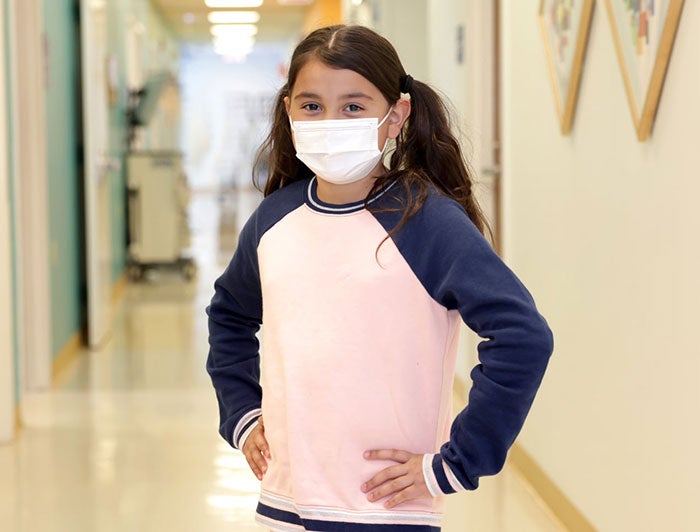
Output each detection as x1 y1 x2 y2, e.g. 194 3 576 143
305 176 398 215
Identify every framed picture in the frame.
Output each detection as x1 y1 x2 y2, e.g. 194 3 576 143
604 0 685 141
538 0 595 135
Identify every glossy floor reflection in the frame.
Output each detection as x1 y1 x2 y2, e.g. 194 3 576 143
0 192 564 531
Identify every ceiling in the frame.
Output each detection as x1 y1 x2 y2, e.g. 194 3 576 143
151 0 312 44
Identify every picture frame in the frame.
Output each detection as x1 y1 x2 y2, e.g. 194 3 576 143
538 0 595 135
604 0 685 141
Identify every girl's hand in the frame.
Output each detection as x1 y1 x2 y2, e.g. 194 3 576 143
242 416 271 480
361 449 432 508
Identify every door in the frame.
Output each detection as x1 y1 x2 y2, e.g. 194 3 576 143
80 0 113 348
469 0 502 253
0 2 15 443
8 0 52 393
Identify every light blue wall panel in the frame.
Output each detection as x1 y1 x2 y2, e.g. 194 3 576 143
43 0 83 356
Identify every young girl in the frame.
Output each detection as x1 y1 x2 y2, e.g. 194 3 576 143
207 25 553 532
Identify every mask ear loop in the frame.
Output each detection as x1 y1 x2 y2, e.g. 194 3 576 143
378 107 396 158
377 106 394 128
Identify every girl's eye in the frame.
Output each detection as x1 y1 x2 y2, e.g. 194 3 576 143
301 103 320 111
344 104 363 112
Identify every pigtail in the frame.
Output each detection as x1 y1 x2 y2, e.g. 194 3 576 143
372 79 491 244
253 86 313 196
402 80 488 236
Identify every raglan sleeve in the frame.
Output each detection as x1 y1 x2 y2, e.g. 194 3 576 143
411 198 554 495
206 209 264 452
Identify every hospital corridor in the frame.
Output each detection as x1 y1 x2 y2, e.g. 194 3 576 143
2 1 700 531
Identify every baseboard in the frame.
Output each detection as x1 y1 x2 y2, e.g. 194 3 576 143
51 331 83 383
453 377 595 531
51 273 124 383
508 444 596 531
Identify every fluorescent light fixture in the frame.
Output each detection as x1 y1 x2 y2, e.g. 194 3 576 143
207 11 261 24
214 43 255 60
214 35 255 47
204 0 263 7
213 34 255 56
210 24 258 37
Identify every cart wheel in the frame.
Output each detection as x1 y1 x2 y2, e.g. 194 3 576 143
127 263 144 282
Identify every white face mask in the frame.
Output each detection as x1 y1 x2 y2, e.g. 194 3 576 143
289 108 392 185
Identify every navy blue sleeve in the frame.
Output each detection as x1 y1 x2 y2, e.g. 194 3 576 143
206 210 264 450
374 192 554 491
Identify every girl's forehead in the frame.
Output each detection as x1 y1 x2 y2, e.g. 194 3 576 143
291 59 380 98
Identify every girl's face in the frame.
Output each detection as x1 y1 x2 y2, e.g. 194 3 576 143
284 59 409 152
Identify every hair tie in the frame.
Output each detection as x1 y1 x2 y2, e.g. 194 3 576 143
400 74 414 94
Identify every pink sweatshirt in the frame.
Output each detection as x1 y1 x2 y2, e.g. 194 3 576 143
207 177 553 531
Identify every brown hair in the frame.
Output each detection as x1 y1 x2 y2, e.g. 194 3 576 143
253 24 490 238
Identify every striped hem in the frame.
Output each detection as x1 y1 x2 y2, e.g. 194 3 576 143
232 408 261 449
257 490 441 530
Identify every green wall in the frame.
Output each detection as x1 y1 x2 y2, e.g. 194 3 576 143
43 0 83 356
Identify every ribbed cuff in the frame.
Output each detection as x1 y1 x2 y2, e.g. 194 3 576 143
422 453 467 496
237 419 259 451
233 408 262 449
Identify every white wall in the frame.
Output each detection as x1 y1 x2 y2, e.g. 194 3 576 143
426 0 470 119
502 1 700 530
361 0 429 83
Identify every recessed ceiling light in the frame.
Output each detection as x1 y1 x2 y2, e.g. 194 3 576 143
213 34 255 58
208 11 261 24
214 39 255 51
277 0 313 5
204 0 263 8
210 24 258 37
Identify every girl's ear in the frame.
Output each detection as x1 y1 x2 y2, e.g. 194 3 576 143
387 98 411 139
284 96 291 116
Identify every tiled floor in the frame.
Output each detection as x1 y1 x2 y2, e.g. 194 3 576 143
0 192 565 531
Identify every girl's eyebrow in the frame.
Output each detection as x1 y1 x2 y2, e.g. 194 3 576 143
341 92 374 100
293 91 322 100
293 91 374 101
